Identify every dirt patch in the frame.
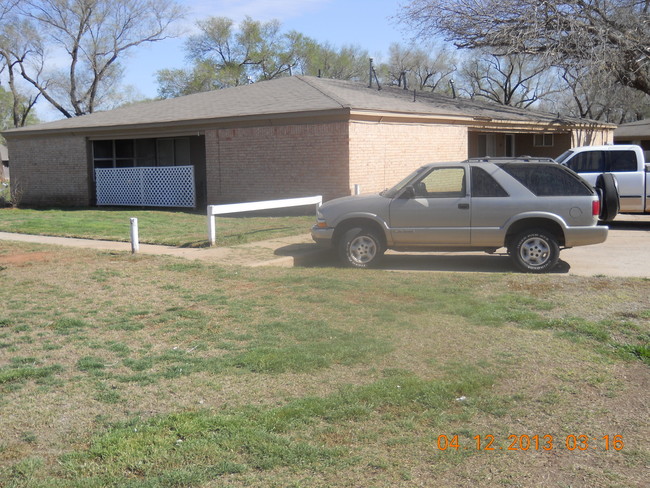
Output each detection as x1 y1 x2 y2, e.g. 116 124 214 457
0 251 54 266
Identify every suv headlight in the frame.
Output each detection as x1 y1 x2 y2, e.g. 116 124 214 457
315 209 329 228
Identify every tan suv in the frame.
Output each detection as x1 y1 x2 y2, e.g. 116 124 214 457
311 159 610 273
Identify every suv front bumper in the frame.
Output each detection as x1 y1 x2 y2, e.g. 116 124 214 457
311 225 335 247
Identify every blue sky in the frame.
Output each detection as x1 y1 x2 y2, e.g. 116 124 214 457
122 0 409 99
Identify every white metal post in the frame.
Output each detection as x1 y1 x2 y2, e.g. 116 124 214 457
354 184 361 195
207 206 216 246
130 218 139 254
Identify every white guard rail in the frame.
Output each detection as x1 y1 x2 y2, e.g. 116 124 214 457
207 195 322 246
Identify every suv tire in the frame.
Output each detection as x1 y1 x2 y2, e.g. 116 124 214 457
510 229 560 273
595 173 619 222
339 227 384 268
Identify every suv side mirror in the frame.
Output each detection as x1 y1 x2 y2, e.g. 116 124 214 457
400 186 415 199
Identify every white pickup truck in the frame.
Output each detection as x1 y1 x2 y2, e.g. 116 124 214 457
556 144 649 217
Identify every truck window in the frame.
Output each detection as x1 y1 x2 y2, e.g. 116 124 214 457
607 151 637 172
567 151 606 173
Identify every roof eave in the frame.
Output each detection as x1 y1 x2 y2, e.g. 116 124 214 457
349 109 614 130
2 108 352 139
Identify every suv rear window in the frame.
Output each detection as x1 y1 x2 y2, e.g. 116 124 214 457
471 166 509 197
497 164 593 196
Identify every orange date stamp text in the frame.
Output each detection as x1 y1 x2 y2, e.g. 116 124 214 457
436 434 624 451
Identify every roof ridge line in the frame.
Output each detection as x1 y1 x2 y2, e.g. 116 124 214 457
295 76 350 109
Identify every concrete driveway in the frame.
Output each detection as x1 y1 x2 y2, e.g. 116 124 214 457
359 214 650 278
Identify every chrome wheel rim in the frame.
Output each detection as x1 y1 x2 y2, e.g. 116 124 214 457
349 235 377 264
519 237 550 267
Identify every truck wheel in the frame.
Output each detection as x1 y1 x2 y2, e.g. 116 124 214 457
595 173 619 222
510 229 560 273
338 227 384 268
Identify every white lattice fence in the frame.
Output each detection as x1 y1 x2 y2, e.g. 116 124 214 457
95 166 196 207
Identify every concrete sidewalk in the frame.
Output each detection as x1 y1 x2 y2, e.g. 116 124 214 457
0 232 325 268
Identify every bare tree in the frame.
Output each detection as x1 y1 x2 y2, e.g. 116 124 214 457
458 52 558 108
398 0 650 96
551 65 650 122
0 0 19 18
0 10 42 127
379 42 456 92
6 0 184 117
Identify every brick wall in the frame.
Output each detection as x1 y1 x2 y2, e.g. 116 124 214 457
7 135 90 206
348 121 468 195
205 121 350 204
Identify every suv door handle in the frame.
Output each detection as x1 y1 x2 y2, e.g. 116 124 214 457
458 203 470 209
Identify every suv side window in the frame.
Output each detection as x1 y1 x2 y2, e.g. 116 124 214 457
471 166 509 197
499 164 593 196
413 167 466 198
608 150 637 172
567 151 606 172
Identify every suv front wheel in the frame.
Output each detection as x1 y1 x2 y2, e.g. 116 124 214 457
510 229 560 273
339 227 384 268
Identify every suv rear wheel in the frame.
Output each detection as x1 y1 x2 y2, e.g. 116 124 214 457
339 227 384 268
510 229 560 273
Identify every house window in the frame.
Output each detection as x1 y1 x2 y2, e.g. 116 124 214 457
533 133 554 147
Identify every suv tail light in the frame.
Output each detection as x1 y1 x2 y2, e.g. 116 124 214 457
592 199 601 217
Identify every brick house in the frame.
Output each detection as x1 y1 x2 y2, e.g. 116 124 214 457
3 76 614 208
614 120 650 152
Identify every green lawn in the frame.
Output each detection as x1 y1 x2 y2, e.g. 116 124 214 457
0 207 314 247
0 242 648 486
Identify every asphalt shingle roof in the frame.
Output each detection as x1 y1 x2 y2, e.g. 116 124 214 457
614 119 650 139
4 76 609 136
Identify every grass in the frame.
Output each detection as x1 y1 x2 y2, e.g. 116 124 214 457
0 207 314 247
0 241 648 486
